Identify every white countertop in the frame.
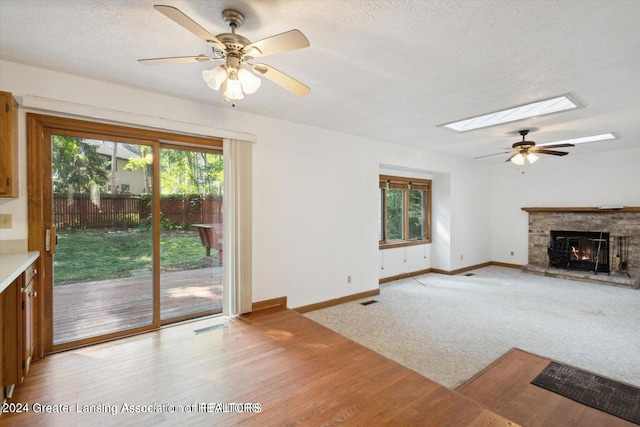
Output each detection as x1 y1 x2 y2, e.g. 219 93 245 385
0 251 40 293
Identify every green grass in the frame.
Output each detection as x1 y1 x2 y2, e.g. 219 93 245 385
53 229 212 285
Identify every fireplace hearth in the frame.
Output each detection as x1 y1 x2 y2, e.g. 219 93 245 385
548 230 610 273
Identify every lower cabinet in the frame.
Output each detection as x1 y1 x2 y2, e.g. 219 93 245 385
2 275 22 399
2 261 38 401
22 266 38 379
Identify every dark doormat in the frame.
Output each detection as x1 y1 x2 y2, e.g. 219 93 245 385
531 361 640 425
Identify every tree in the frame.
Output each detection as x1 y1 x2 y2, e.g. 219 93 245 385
123 148 223 196
52 136 109 194
158 149 223 196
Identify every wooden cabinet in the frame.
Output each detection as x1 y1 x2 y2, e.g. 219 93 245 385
0 91 19 198
1 261 37 399
2 274 22 398
22 264 37 378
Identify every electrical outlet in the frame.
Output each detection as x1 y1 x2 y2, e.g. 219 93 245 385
510 251 515 256
347 275 352 284
0 214 12 229
460 254 463 261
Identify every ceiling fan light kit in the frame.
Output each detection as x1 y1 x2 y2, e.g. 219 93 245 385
139 5 310 106
202 66 227 90
510 152 539 166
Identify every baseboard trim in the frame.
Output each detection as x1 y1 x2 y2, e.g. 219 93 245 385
490 261 522 270
252 296 287 312
379 268 432 284
438 262 493 276
380 261 522 284
273 262 524 313
293 289 380 314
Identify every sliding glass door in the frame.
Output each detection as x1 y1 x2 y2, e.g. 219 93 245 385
52 137 155 345
30 114 225 352
159 146 223 322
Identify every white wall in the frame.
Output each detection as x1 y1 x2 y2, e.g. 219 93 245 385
491 148 640 266
0 60 493 308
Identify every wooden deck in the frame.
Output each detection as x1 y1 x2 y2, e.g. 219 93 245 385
4 308 516 426
53 267 222 344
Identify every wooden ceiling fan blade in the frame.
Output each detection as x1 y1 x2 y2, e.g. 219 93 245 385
154 5 226 51
252 63 310 97
535 149 569 156
138 55 216 65
245 30 309 58
538 143 575 149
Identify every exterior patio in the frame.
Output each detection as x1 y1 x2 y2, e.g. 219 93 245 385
53 267 222 344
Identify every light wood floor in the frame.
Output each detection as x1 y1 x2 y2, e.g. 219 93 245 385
457 348 637 427
4 308 515 426
6 309 634 426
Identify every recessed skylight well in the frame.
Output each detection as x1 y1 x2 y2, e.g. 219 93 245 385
538 133 616 146
438 94 581 133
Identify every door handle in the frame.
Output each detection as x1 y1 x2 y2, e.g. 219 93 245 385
46 227 56 254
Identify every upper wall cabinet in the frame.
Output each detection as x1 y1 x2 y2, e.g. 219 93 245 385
0 91 19 198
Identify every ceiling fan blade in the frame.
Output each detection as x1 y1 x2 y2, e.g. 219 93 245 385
245 30 309 58
154 5 226 51
474 152 510 160
252 63 310 97
538 143 575 149
138 55 216 65
535 149 569 156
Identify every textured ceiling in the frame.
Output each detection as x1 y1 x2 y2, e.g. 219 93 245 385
1 0 639 162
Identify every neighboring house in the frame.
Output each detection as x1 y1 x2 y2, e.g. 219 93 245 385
87 139 147 195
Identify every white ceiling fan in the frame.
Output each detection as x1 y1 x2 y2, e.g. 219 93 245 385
138 5 311 106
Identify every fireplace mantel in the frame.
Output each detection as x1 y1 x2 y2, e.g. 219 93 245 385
522 206 640 213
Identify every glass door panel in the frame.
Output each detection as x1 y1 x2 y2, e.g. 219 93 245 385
52 136 154 345
159 147 223 321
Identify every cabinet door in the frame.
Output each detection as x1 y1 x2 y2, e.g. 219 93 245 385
22 281 34 378
2 277 22 391
0 91 19 197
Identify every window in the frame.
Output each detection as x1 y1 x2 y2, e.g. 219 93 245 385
379 175 431 247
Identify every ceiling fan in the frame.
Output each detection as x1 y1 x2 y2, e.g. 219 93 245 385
476 130 575 165
138 5 311 106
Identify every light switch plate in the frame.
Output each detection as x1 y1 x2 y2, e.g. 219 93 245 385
0 214 12 228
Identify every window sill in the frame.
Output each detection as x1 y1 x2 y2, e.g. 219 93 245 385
379 240 431 250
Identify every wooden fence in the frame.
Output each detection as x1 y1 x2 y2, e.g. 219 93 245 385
53 194 222 229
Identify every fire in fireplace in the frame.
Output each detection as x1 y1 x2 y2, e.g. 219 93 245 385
548 230 610 273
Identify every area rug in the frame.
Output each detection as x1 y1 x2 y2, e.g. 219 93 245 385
531 361 640 424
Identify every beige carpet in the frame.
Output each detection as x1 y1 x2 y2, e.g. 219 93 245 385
304 266 640 389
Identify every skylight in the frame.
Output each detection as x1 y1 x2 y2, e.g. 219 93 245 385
438 94 581 133
538 133 616 146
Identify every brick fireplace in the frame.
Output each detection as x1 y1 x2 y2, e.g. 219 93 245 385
522 207 640 288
